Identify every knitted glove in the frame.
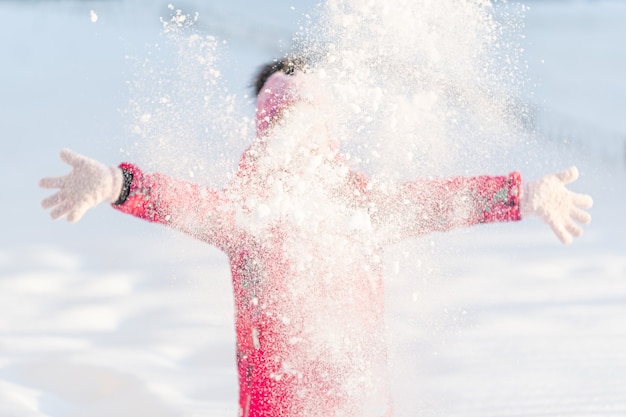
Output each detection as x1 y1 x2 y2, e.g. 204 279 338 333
39 149 124 223
521 166 593 244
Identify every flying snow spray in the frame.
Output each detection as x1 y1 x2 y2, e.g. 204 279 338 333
125 1 530 415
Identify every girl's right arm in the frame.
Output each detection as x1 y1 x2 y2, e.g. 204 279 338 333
112 162 235 249
40 149 236 250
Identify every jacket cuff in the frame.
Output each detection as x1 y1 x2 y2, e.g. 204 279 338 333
112 163 135 205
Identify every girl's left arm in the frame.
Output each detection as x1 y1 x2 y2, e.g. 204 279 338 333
368 172 521 241
365 167 592 244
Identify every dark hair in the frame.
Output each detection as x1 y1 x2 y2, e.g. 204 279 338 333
252 57 307 97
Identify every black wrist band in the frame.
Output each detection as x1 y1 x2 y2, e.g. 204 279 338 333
113 168 134 205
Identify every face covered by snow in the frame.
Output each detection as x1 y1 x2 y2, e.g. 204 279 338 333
234 71 354 235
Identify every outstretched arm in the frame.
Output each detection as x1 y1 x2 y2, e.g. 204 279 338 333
112 163 235 249
368 167 592 244
39 149 235 250
369 172 522 242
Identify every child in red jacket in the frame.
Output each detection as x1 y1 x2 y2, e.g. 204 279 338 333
40 58 592 417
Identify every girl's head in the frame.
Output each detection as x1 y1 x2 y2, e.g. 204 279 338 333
253 57 308 97
253 57 309 136
253 56 334 144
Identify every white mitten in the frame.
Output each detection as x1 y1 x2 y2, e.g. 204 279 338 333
521 166 593 244
39 149 124 223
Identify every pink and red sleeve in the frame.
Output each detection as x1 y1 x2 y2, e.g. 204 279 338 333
373 171 522 239
111 163 166 223
112 163 234 249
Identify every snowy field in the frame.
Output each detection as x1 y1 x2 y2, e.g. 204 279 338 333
1 1 625 416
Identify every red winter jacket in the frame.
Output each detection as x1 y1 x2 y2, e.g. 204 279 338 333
113 72 521 417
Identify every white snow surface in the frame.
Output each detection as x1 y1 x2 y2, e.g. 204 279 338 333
1 1 625 416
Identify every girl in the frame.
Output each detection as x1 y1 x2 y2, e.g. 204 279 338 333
40 58 592 417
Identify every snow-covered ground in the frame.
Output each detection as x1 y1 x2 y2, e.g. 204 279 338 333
1 1 625 416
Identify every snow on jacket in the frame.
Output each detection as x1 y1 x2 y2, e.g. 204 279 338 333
112 71 521 417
